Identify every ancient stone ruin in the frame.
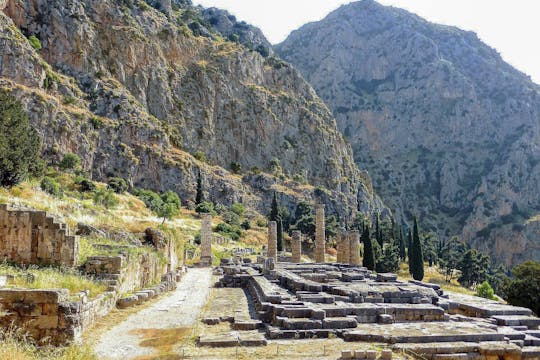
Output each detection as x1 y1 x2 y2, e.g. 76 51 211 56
206 204 540 359
200 214 213 266
0 204 79 267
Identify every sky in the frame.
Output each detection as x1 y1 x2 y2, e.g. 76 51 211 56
193 0 540 84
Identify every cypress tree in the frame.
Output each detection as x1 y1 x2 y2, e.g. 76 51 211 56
362 226 375 270
277 216 283 252
407 228 413 271
0 90 42 187
270 192 279 222
374 215 382 247
195 170 204 204
410 216 424 281
399 227 406 260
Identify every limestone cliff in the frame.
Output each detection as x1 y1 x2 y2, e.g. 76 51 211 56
276 0 540 265
0 0 385 221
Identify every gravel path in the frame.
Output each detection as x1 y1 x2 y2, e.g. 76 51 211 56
94 268 212 359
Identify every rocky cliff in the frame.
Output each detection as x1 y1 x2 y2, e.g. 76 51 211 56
0 0 385 221
276 0 540 265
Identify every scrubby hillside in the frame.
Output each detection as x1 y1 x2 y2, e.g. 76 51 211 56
0 0 386 222
276 0 540 266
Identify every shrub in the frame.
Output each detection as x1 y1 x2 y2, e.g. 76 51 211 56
241 219 251 230
40 177 62 197
93 189 118 209
90 116 104 129
214 203 227 214
28 35 42 50
157 190 182 224
230 161 242 174
77 178 96 192
0 90 42 187
222 211 240 226
196 201 216 215
215 222 242 241
107 177 128 193
137 189 163 211
256 218 267 227
194 151 206 162
476 281 495 300
59 153 81 171
230 203 246 216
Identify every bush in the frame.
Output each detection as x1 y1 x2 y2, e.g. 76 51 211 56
137 189 163 212
77 178 96 192
215 222 242 241
214 203 227 215
194 151 206 162
0 90 42 187
230 161 242 174
476 281 495 300
93 189 118 209
40 177 62 197
59 153 81 171
196 201 216 215
157 190 182 223
222 211 240 226
256 218 267 227
230 203 246 216
241 219 251 230
107 177 128 193
28 35 42 50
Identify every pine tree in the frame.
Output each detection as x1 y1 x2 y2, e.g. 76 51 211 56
407 228 413 273
362 226 375 270
195 170 204 204
399 227 406 260
0 90 42 187
270 192 279 221
269 192 283 251
410 216 424 281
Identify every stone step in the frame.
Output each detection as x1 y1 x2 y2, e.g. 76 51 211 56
491 315 540 329
524 335 540 347
344 330 505 344
522 346 540 358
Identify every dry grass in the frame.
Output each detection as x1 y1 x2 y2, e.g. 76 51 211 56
397 263 475 296
0 326 97 360
0 262 107 299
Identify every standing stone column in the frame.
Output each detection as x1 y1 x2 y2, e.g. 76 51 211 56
342 230 351 264
349 230 361 266
336 233 343 263
291 231 302 263
315 204 325 263
200 214 213 266
268 221 277 260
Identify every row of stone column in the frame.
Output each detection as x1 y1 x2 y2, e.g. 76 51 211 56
268 221 303 263
336 230 361 265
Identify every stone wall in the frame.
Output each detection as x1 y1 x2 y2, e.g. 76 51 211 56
0 204 78 267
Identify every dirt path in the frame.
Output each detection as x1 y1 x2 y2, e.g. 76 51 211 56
93 267 212 359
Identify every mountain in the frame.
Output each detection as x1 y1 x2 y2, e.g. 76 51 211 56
0 0 387 221
276 0 540 266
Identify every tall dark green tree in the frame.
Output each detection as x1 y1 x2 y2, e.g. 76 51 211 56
409 216 424 281
362 226 375 270
195 170 204 204
398 227 406 260
269 192 283 251
0 90 42 187
407 228 413 272
458 249 490 287
503 261 540 315
375 215 383 247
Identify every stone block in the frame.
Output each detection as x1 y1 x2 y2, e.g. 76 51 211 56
32 315 59 329
377 314 394 324
353 350 366 359
117 296 138 309
380 349 392 360
341 350 354 360
365 350 377 359
322 317 358 329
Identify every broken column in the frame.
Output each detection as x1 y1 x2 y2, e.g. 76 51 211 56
336 233 343 263
268 221 277 260
200 214 213 266
315 204 325 263
291 231 302 263
349 230 361 265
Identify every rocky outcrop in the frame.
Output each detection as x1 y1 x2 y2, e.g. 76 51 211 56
0 0 385 221
276 0 540 265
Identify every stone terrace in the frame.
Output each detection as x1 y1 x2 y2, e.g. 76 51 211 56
215 261 540 359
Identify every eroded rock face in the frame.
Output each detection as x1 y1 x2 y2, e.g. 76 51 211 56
0 0 386 221
276 0 540 265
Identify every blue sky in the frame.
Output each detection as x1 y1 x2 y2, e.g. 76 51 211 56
193 0 540 84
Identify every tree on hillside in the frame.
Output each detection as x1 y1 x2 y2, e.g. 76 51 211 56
375 214 383 247
377 241 400 273
458 249 489 288
362 225 375 270
439 236 462 282
195 170 204 204
503 260 540 315
407 227 413 272
292 201 315 237
398 227 406 260
409 216 424 281
269 192 283 251
157 190 181 225
0 90 42 187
